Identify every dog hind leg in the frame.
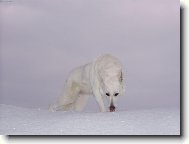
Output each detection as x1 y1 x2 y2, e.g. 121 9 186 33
74 94 89 112
49 80 80 112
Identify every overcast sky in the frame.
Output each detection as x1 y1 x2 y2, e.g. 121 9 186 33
0 0 179 111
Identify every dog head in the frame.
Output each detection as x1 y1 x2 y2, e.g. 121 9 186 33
97 54 125 112
103 71 124 112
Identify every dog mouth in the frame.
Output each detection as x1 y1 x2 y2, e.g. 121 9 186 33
109 106 115 112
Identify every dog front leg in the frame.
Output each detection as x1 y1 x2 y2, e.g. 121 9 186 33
93 91 106 112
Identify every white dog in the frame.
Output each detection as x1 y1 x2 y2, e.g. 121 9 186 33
49 54 125 112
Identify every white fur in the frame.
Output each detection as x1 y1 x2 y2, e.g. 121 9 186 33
49 54 125 112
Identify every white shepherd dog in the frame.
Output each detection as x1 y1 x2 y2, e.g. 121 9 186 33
49 54 125 112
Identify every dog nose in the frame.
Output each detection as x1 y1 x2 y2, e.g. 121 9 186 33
109 105 115 112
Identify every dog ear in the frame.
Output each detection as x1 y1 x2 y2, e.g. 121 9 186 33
120 71 126 94
119 71 123 83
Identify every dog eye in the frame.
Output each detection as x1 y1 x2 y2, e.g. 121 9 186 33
114 93 119 96
106 93 110 96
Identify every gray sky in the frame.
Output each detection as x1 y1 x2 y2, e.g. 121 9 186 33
0 0 180 111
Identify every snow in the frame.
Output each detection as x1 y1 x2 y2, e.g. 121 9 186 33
0 104 180 135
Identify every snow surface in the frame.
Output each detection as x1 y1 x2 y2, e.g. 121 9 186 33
0 104 180 135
